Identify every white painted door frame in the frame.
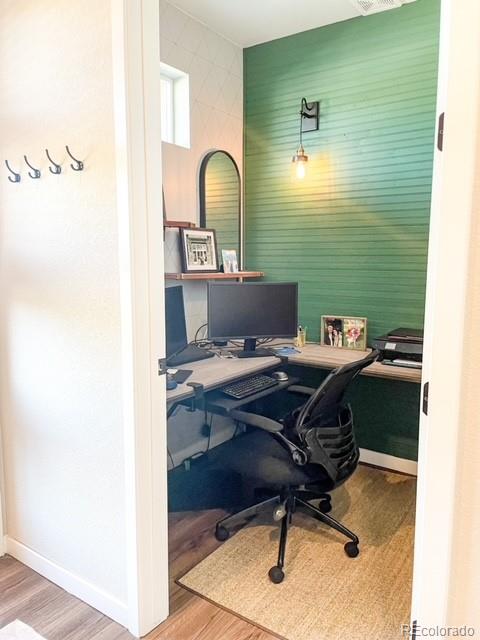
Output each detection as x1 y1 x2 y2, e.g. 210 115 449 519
411 0 480 629
0 432 5 556
111 1 169 636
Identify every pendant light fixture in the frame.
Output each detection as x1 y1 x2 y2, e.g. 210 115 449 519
292 98 319 179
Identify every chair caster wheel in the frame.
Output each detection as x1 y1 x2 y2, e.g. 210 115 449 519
344 541 359 558
319 499 332 514
273 504 287 521
268 565 285 584
215 525 230 542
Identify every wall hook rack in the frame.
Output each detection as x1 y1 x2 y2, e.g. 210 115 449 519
65 146 84 171
24 155 41 179
45 149 62 174
5 159 21 183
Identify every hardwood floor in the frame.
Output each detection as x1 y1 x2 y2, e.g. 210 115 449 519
150 509 276 640
0 510 277 640
0 554 132 640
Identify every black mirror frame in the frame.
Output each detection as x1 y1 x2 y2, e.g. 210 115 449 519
199 150 242 269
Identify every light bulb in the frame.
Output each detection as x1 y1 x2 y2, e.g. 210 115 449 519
296 160 307 179
292 145 308 180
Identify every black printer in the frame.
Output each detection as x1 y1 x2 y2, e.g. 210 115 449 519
372 327 423 369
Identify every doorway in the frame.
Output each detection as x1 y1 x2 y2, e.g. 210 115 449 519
138 0 480 636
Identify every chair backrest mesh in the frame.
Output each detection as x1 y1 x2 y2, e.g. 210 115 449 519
295 350 379 484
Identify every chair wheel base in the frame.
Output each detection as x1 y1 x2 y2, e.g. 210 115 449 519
215 525 230 542
319 499 332 514
268 565 285 584
344 541 359 558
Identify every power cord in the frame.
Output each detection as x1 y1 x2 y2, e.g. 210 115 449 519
205 412 214 452
193 322 208 343
176 412 215 471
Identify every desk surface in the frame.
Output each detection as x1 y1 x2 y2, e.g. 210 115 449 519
167 354 279 403
288 343 422 384
166 343 421 405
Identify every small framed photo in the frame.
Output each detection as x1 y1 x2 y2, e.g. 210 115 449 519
321 317 344 348
343 317 368 350
221 249 239 273
321 316 367 350
180 228 218 273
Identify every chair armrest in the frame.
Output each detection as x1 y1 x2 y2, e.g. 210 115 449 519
229 409 283 433
287 385 316 396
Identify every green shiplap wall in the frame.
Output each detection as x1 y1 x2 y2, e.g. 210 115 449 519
244 0 440 461
204 153 240 263
244 0 440 343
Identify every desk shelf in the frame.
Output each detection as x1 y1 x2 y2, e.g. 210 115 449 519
165 271 264 281
205 376 300 416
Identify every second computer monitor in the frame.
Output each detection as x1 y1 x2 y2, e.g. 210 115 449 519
207 282 298 356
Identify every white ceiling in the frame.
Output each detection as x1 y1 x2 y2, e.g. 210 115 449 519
169 0 362 48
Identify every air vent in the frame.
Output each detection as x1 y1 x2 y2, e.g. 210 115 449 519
349 0 416 16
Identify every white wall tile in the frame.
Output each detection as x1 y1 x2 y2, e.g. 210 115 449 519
161 2 189 43
177 16 204 54
165 41 194 73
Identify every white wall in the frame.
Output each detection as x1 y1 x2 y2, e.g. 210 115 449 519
160 0 243 336
0 0 127 616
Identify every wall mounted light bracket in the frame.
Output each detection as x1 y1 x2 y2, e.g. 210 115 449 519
292 98 319 179
300 98 319 133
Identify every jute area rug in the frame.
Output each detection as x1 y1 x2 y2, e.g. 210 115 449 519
178 465 416 640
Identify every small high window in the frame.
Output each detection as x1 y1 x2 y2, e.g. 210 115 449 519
160 62 190 149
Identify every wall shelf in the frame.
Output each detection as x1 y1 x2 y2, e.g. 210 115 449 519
163 220 196 229
165 271 264 281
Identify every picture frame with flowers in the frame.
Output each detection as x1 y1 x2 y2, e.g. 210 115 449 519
320 316 367 350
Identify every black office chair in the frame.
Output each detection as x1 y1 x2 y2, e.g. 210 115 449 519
207 349 380 583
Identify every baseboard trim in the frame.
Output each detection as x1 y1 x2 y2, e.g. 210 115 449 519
0 535 6 557
359 448 417 476
5 537 128 627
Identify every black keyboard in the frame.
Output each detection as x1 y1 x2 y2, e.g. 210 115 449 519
222 374 279 400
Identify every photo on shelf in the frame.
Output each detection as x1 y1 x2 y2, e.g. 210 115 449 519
321 316 367 350
180 228 218 273
221 249 239 273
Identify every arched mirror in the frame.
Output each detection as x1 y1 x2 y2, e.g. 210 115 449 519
199 150 242 269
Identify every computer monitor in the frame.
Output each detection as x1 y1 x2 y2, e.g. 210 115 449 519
165 285 188 360
207 282 298 357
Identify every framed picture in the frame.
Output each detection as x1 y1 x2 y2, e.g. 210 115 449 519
180 228 218 273
321 316 367 350
221 249 239 273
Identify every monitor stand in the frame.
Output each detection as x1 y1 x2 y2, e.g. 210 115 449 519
235 338 275 358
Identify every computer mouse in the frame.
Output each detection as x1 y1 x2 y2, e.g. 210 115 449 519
272 371 288 381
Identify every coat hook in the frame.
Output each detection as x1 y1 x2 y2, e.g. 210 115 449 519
65 145 84 171
24 155 41 179
5 159 21 183
45 149 62 174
